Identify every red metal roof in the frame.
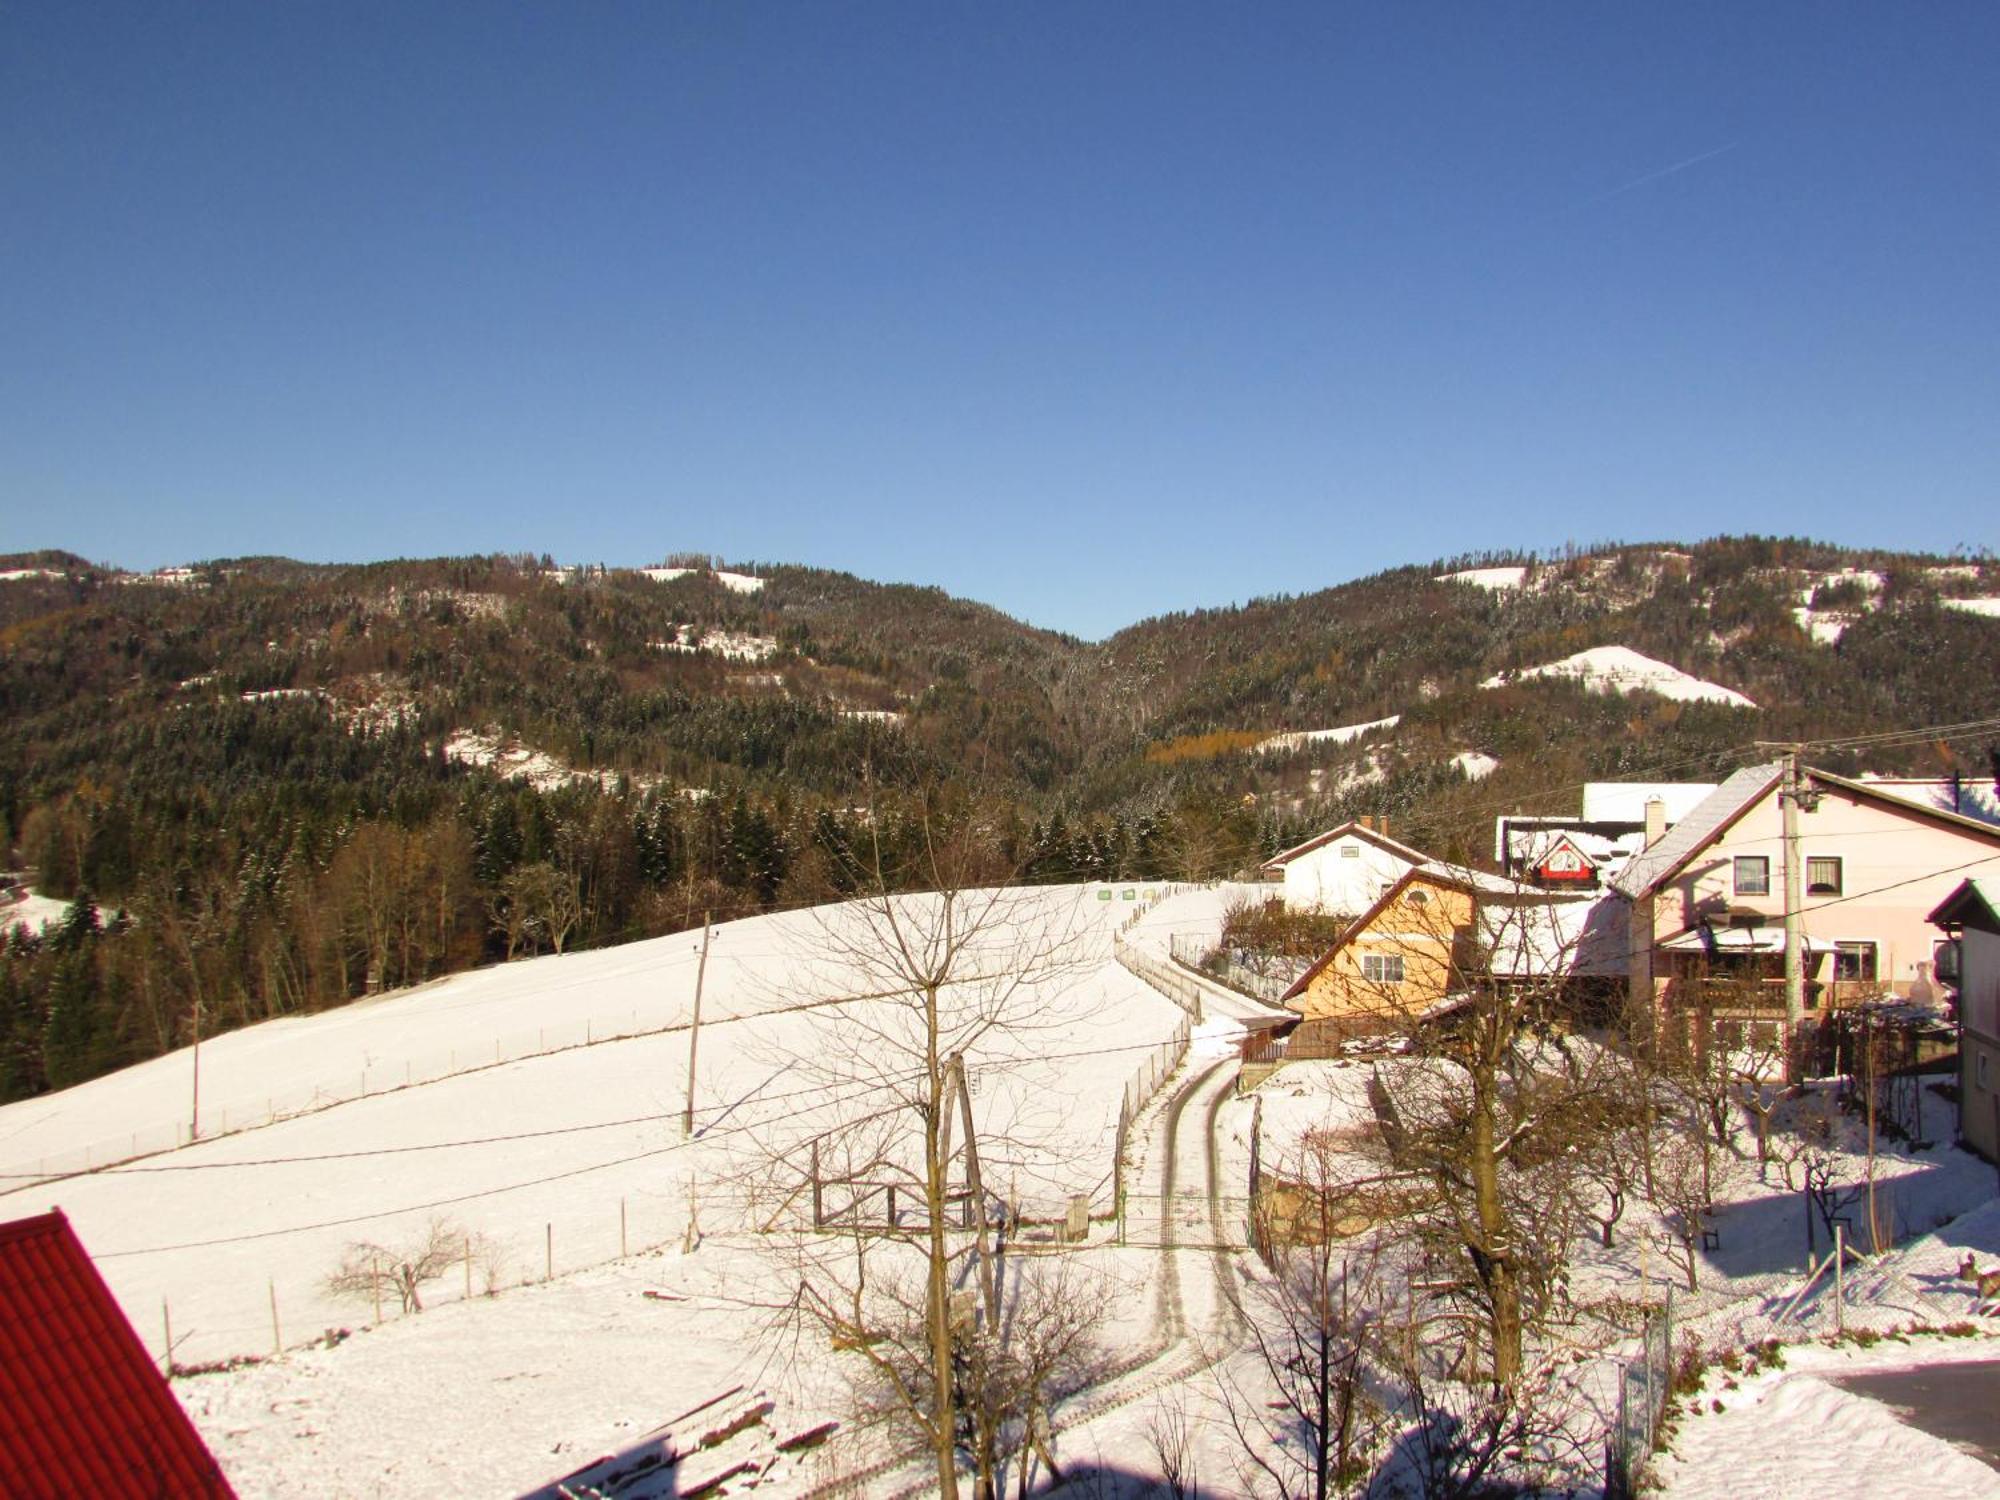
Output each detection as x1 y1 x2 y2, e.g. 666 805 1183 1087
0 1209 236 1498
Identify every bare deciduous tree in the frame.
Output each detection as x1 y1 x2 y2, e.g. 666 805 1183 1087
1222 1120 1403 1499
1353 887 1609 1387
757 787 1101 1500
325 1216 493 1314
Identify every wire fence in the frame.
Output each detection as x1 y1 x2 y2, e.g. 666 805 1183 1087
12 883 1210 1193
1604 1292 1674 1499
0 1006 681 1194
1110 1014 1193 1222
1167 934 1297 1006
154 1188 693 1373
1112 934 1205 1021
1113 1190 1256 1253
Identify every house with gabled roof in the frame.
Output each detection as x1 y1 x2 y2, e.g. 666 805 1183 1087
1280 863 1617 1047
1929 878 2000 1163
1260 816 1433 916
1495 783 1719 892
1612 762 2000 1020
0 1208 236 1497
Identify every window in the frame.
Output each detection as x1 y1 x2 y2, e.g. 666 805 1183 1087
1361 954 1405 984
1733 856 1770 896
1807 856 1843 896
1935 939 1961 985
1405 890 1430 907
1834 941 1877 982
1340 844 1360 858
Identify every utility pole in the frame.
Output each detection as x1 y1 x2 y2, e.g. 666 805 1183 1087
951 1053 997 1326
1781 752 1805 1086
682 912 711 1138
1766 745 1821 1088
189 991 202 1142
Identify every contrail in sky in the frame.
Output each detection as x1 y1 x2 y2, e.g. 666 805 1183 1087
1594 142 1740 202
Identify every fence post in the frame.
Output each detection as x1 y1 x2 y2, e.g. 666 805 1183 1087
1834 1224 1845 1334
371 1255 383 1323
546 1222 553 1282
464 1242 473 1301
1638 1324 1652 1461
621 1196 628 1258
269 1278 281 1356
162 1298 173 1378
1114 1099 1128 1245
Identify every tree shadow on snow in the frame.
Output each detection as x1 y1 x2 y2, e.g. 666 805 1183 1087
1024 1464 1236 1498
1702 1159 1965 1279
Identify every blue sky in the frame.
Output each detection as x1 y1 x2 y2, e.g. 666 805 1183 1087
3 4 1996 638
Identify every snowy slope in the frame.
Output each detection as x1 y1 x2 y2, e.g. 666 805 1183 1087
1255 715 1401 754
1482 645 1756 708
0 883 1196 1496
1434 566 1530 590
1657 1335 2000 1499
639 566 766 594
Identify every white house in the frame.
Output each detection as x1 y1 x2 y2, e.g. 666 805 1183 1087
1259 818 1432 916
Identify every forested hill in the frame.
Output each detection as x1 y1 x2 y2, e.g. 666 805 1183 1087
3 538 1997 1099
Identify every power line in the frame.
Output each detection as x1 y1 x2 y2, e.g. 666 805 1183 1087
23 1024 1204 1205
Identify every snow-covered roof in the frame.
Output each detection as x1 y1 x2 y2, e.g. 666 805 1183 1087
1608 763 1785 900
1419 860 1540 896
1261 819 1432 871
1581 781 1719 823
1852 776 2000 830
1282 865 1600 1000
1481 893 1627 977
1612 764 2000 903
1658 926 1832 954
1929 877 2000 932
1503 826 1648 871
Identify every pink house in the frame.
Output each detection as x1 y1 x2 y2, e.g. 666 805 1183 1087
1611 762 2000 1017
1930 879 2000 1162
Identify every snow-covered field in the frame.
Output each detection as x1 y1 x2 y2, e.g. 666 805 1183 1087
652 626 780 661
1483 645 1756 708
0 882 1194 1497
1435 565 1530 590
1256 715 1401 754
1 885 71 939
639 566 766 594
442 728 651 793
12 877 1999 1496
1451 748 1500 780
